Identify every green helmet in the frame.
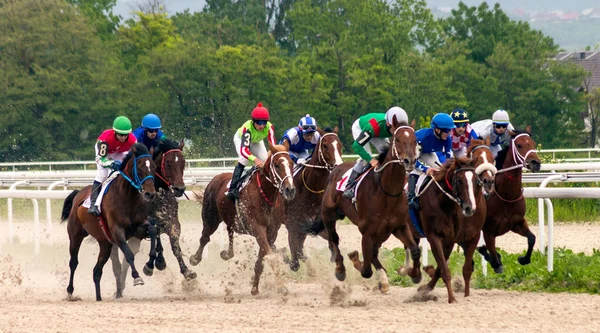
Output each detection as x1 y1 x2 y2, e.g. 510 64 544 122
113 116 132 134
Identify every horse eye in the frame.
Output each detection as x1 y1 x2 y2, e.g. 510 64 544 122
275 164 280 170
517 144 522 149
323 146 329 150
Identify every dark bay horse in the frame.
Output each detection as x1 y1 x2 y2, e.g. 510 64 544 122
319 118 421 292
189 144 296 295
282 128 343 272
478 127 541 273
60 143 157 301
111 139 195 298
413 157 485 303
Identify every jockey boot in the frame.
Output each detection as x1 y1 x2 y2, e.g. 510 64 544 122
342 169 360 199
407 173 420 210
226 163 245 200
87 181 102 216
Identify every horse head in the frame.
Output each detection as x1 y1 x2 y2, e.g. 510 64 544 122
467 137 496 194
314 127 343 170
388 118 418 171
435 157 482 217
155 139 186 197
122 143 157 202
508 125 541 172
264 144 296 201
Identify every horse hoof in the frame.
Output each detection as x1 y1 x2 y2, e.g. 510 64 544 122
361 269 373 279
277 286 289 296
115 291 123 299
189 255 201 266
66 294 81 302
184 270 198 280
155 256 167 271
396 266 408 276
517 256 531 265
493 265 504 274
448 297 458 304
143 265 154 276
378 282 390 294
335 270 346 282
411 273 423 284
290 261 300 272
251 287 259 296
133 277 145 286
347 250 359 262
220 250 233 261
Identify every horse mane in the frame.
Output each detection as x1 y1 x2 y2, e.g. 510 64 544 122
466 138 487 155
376 122 411 164
323 127 334 133
432 157 471 182
154 139 181 159
120 143 149 170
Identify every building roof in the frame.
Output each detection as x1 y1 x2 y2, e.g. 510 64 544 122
555 51 600 91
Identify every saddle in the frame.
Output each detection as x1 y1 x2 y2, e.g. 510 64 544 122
228 166 258 194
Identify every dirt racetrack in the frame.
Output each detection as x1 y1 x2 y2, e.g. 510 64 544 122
1 219 600 333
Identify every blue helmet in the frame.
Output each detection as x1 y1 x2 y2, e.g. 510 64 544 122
141 113 162 129
431 113 456 130
298 114 317 134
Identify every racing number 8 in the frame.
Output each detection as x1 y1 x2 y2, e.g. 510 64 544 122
98 142 108 157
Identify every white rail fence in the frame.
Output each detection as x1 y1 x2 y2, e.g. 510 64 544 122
2 163 600 272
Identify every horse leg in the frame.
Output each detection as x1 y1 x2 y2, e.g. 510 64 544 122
251 226 272 296
110 244 124 299
393 226 422 284
323 218 346 281
287 228 308 272
482 231 504 273
420 238 456 304
116 237 141 293
66 225 85 301
220 225 235 261
155 236 166 271
189 217 220 266
93 241 113 301
113 226 145 286
462 238 479 297
166 224 197 280
512 221 536 266
143 223 158 276
371 247 390 293
348 233 374 278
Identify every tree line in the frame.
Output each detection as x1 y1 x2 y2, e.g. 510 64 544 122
0 0 593 161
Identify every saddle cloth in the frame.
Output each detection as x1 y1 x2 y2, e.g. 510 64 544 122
335 168 369 197
82 172 119 212
225 167 258 195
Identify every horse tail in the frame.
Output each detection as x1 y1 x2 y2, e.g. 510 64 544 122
192 189 204 202
61 189 80 223
201 181 222 230
306 219 326 236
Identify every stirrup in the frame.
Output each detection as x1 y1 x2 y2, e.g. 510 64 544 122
408 196 420 210
88 206 100 216
342 188 355 199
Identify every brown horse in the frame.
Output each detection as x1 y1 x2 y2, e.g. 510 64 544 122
413 157 485 303
319 118 421 292
282 128 343 272
189 144 296 295
60 143 157 301
478 127 541 273
399 138 496 274
111 139 195 298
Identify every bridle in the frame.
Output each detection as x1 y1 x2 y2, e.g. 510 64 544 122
118 154 155 192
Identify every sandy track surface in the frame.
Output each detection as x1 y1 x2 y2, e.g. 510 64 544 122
1 220 600 332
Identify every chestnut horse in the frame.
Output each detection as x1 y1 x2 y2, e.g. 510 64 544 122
282 128 343 272
189 144 296 295
111 139 195 298
478 127 541 273
60 143 157 301
318 118 421 292
413 157 485 303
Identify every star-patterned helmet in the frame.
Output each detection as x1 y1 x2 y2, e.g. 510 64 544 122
450 108 469 123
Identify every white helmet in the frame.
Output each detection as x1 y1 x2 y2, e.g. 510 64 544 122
492 109 510 124
385 106 408 125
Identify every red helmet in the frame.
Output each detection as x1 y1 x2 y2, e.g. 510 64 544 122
251 102 270 121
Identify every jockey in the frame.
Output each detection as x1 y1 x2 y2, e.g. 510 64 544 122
279 114 321 165
450 108 479 158
132 113 167 152
407 113 454 210
88 116 137 216
476 109 513 161
226 102 276 200
342 106 409 199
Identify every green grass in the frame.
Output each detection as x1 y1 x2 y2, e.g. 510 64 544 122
381 247 600 294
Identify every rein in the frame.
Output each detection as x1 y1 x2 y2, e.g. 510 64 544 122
493 133 534 202
256 151 293 205
429 166 478 207
300 133 340 193
372 125 414 197
118 154 154 192
154 149 189 200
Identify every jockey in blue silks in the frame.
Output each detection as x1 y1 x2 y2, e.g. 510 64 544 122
407 113 455 210
132 113 167 152
279 114 321 165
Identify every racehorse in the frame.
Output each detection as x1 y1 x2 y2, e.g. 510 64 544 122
478 127 541 273
60 143 157 301
318 117 421 292
282 128 343 272
111 139 195 298
188 144 296 295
